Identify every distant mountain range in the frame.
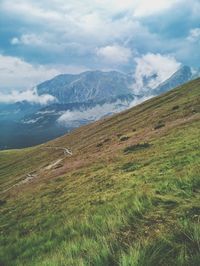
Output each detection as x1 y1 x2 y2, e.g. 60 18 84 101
37 70 134 103
0 65 199 149
37 65 200 102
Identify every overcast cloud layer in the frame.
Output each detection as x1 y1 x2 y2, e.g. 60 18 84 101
0 0 200 92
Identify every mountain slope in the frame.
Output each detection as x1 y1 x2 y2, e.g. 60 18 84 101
153 65 193 95
0 78 200 266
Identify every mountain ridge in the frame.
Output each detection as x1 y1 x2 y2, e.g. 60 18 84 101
37 70 133 103
36 65 199 103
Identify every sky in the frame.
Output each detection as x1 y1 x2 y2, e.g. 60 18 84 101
0 0 200 92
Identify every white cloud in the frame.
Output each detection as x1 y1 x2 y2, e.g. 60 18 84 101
2 1 62 23
57 95 154 126
10 37 20 45
0 0 198 92
1 0 167 49
11 34 43 46
96 45 132 64
0 54 88 91
1 0 196 60
0 54 59 91
57 100 129 125
133 53 181 93
1 0 179 20
187 28 200 42
2 1 136 44
76 0 179 17
129 95 153 107
1 0 185 76
0 88 56 105
23 117 42 124
133 0 180 17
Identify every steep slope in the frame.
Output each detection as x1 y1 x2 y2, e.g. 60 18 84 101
0 78 200 266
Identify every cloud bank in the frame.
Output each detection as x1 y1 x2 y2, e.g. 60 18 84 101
57 101 129 126
187 28 200 42
132 53 181 94
0 0 199 91
0 54 88 91
96 45 132 65
0 88 56 105
57 95 152 126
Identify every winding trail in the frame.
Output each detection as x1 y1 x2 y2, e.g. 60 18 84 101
44 159 63 170
1 147 73 194
44 146 73 156
1 172 38 194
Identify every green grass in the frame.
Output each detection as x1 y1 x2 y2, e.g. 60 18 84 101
120 218 200 266
0 78 200 265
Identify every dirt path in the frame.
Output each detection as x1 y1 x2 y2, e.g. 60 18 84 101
44 146 73 156
44 159 63 170
1 172 38 194
1 147 73 194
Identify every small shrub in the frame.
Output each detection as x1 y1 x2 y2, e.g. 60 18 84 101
96 143 103 148
191 107 197 113
0 199 6 206
172 105 179 110
124 143 151 154
132 128 137 132
154 121 165 130
119 135 130 142
121 162 141 172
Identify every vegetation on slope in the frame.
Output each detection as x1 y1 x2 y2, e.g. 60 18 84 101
0 78 200 266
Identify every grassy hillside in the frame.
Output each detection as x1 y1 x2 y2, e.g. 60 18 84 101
0 78 200 266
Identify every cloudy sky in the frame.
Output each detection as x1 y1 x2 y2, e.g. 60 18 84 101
0 0 200 92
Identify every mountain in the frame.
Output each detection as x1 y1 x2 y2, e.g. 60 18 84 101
153 65 193 95
37 70 134 103
0 101 41 121
192 67 200 79
1 67 199 149
37 67 200 103
0 71 134 149
0 70 136 149
1 78 200 265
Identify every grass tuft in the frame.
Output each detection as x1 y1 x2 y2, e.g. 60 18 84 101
124 143 151 154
